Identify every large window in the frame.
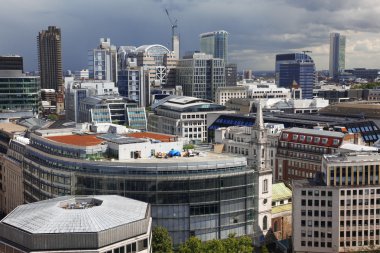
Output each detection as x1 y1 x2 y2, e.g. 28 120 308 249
263 215 268 230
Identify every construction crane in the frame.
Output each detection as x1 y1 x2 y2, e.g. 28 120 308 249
165 8 178 38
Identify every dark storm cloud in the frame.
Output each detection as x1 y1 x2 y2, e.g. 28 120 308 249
0 0 379 71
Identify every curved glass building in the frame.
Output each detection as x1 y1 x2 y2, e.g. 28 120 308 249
22 129 254 244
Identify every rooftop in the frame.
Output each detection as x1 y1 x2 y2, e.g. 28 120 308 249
0 122 27 134
272 182 292 202
2 195 148 234
46 134 103 146
323 152 380 163
272 203 292 215
283 127 345 138
127 132 177 142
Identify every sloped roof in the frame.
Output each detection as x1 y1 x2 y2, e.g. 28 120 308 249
272 182 292 201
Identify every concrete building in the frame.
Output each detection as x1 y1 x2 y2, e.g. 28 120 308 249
74 69 89 80
0 195 151 253
89 38 118 82
275 53 316 99
216 83 290 106
293 152 380 252
148 96 227 142
177 52 225 101
200 30 229 63
275 127 365 183
0 123 28 216
225 97 328 114
37 26 63 91
271 182 292 240
0 56 39 112
329 32 346 79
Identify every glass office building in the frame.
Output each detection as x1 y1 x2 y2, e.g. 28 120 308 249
200 30 229 63
329 33 346 79
275 53 316 99
22 131 254 244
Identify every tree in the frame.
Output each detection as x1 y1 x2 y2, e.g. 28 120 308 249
223 234 253 253
152 226 173 253
203 239 226 253
178 236 203 253
47 114 58 121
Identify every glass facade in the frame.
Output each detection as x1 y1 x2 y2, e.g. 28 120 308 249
200 31 228 63
329 33 346 79
22 135 254 245
275 53 316 99
0 77 39 111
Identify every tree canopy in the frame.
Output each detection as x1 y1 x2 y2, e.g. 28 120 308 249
152 226 173 253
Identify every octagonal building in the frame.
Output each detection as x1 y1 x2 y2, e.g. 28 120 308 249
0 195 151 253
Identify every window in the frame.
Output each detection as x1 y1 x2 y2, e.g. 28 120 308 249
263 179 268 193
263 216 268 230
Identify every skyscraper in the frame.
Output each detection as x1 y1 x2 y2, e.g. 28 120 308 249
200 30 229 63
275 53 316 99
329 32 346 79
37 26 63 91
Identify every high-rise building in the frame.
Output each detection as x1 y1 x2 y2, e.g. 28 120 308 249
88 38 118 83
275 53 316 99
37 26 63 91
177 52 225 101
200 30 229 63
329 32 346 79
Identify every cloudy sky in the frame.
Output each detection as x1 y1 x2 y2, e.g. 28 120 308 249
1 0 379 72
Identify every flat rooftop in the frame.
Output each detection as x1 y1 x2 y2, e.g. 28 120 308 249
0 122 27 133
46 134 104 146
127 132 177 142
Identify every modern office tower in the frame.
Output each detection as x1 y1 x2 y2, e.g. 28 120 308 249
200 30 229 63
225 63 237 86
0 55 40 111
329 32 346 79
37 26 63 90
177 52 225 101
0 195 151 252
88 38 118 82
19 126 254 244
148 95 227 142
275 53 316 99
292 152 380 252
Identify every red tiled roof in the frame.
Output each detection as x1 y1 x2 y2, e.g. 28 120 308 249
46 135 103 146
127 132 177 142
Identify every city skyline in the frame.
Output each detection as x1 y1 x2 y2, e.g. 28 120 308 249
0 0 380 72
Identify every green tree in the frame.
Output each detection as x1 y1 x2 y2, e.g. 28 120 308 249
203 239 226 253
223 234 253 253
47 114 58 121
152 226 173 253
183 144 194 150
178 236 203 253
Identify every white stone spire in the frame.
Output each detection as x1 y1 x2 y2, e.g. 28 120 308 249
254 101 264 130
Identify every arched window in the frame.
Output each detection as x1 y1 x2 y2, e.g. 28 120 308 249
263 215 268 230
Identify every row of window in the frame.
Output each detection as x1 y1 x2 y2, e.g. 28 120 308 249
301 210 332 217
340 240 379 247
281 133 340 146
301 220 332 228
340 198 380 206
301 190 333 197
340 219 380 227
301 230 332 238
301 199 333 207
301 241 332 248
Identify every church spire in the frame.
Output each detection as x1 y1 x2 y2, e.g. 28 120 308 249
254 101 264 129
